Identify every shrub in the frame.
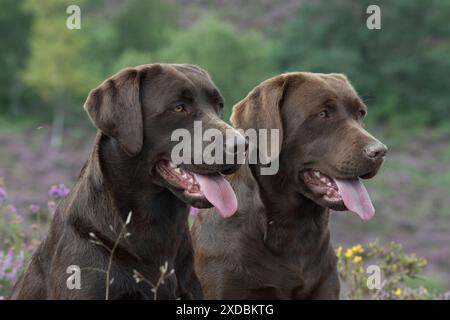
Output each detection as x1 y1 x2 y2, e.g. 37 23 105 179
0 180 69 298
337 241 447 299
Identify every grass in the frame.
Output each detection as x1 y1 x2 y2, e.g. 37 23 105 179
405 275 448 293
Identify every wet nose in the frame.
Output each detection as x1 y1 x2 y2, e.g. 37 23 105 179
225 132 248 155
364 142 387 161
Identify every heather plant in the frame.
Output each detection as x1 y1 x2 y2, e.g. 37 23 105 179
0 180 70 298
0 183 27 297
0 185 26 252
0 177 446 299
0 248 25 297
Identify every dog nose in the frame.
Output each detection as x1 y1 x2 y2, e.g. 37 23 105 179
364 142 387 160
225 132 248 155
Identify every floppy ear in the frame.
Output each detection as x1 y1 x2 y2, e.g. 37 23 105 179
84 68 144 157
231 75 288 163
329 73 350 83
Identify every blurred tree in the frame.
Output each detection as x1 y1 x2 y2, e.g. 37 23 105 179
22 0 99 147
112 50 153 72
87 0 179 90
112 0 177 56
0 0 32 116
158 16 274 119
273 0 450 126
79 0 118 80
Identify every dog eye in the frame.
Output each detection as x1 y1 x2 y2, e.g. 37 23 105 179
318 110 329 118
359 110 367 117
173 105 185 113
218 102 224 109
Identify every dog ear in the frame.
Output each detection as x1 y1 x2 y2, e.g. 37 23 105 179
329 73 349 82
231 75 288 163
84 68 145 157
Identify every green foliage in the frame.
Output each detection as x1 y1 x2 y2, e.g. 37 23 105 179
157 16 274 119
112 0 177 55
336 241 445 299
22 0 99 103
273 0 450 126
1 1 449 130
112 50 153 73
0 0 32 116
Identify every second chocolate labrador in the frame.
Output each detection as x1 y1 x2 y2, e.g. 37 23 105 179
192 72 387 299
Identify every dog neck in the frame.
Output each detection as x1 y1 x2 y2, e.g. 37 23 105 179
241 163 331 252
67 133 189 259
250 164 329 218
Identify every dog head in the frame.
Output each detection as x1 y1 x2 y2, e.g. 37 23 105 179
232 72 387 220
84 64 246 217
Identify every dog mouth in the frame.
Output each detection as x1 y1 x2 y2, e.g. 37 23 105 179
302 169 375 221
156 160 238 218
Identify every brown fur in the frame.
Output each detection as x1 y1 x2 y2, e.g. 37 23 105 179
192 72 387 299
10 63 238 300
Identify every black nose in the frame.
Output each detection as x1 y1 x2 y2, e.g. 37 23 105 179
364 142 387 160
225 132 248 155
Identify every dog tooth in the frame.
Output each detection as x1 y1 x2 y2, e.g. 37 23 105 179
174 168 181 174
169 162 177 168
314 171 320 178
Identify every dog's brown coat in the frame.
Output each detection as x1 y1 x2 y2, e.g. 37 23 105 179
192 72 386 299
10 63 235 300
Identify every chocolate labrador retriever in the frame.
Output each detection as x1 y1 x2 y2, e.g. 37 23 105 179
10 63 244 299
192 72 387 299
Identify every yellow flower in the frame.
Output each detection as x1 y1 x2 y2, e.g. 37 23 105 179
345 248 353 259
353 256 362 263
394 288 402 296
336 246 343 257
351 244 365 254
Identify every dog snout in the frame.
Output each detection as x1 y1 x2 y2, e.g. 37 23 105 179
363 142 387 161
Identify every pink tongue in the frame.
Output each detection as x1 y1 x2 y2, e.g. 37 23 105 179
193 173 238 218
334 178 375 221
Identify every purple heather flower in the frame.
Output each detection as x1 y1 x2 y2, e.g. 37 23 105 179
29 204 40 214
190 207 199 216
0 249 14 278
0 186 6 203
6 251 24 282
48 184 70 198
0 249 25 284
